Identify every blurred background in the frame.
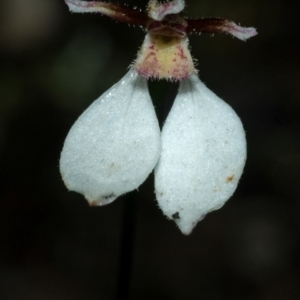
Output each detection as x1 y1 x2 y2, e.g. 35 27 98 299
1 0 300 299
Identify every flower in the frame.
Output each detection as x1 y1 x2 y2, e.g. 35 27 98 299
60 0 257 234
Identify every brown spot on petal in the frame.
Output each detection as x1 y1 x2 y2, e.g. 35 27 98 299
226 174 235 183
90 200 100 207
172 212 180 220
89 193 116 207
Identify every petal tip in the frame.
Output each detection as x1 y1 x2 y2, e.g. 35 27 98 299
88 193 118 206
226 22 258 41
170 211 206 235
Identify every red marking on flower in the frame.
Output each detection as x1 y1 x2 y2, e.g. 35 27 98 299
65 1 257 41
177 47 187 59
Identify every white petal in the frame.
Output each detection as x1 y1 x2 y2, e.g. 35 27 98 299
60 70 161 205
155 75 246 235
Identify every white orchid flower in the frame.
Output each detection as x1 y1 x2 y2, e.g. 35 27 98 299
60 0 257 234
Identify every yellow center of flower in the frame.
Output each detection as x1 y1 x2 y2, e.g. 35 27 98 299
133 34 196 80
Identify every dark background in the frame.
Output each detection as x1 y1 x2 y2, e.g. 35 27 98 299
1 0 300 299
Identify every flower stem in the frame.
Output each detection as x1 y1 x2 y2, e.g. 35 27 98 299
116 193 136 300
